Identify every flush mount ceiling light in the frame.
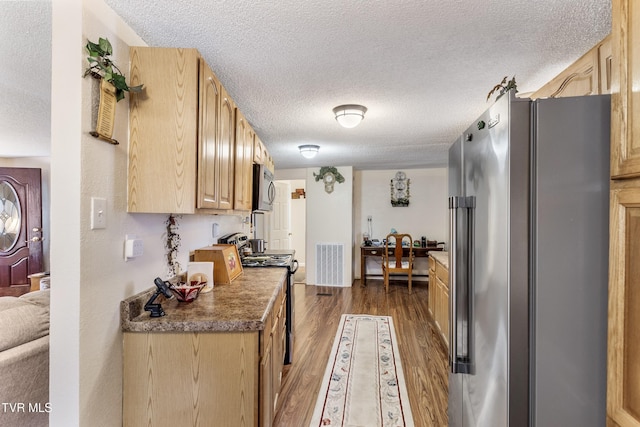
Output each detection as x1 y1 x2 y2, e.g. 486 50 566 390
299 144 320 159
333 104 367 128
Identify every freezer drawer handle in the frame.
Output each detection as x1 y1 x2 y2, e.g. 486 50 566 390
449 196 474 374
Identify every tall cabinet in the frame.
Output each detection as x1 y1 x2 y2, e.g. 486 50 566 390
608 2 640 426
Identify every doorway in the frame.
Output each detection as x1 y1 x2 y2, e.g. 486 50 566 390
272 179 306 283
0 167 44 296
287 180 306 266
269 181 291 249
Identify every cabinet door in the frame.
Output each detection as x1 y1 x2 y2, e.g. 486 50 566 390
442 266 449 346
428 260 436 319
531 48 599 99
611 0 640 178
128 47 199 213
428 275 435 318
260 335 273 427
218 87 236 210
123 331 258 426
441 280 449 348
599 34 613 95
198 60 222 209
254 136 264 164
435 275 444 331
234 109 254 211
607 182 640 427
271 312 283 414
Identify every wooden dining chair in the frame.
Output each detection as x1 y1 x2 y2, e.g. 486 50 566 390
381 233 415 293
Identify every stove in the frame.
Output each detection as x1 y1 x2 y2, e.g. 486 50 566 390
242 254 294 267
217 232 297 365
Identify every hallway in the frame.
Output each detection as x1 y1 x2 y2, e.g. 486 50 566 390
274 279 449 426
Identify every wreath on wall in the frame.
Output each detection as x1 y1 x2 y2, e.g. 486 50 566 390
313 166 345 194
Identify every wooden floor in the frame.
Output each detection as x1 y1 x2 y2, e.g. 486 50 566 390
273 278 449 426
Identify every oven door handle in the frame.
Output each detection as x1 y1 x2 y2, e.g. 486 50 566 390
290 259 299 274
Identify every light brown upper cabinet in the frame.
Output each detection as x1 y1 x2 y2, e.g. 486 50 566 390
198 60 234 210
128 47 236 213
611 1 640 179
253 135 274 173
128 47 198 213
234 109 254 211
531 34 612 100
215 84 236 211
599 35 613 95
253 135 264 165
608 2 640 426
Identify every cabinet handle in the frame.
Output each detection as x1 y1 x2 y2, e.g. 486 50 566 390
207 77 219 95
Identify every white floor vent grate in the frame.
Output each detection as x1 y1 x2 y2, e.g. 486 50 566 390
315 243 344 286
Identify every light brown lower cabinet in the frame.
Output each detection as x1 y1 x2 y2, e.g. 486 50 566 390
437 264 449 347
260 335 273 427
429 253 449 349
428 257 437 319
123 294 287 427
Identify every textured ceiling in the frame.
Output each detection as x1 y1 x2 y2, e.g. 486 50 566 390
2 0 611 170
0 1 51 159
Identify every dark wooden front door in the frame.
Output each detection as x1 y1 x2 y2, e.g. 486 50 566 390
0 168 43 296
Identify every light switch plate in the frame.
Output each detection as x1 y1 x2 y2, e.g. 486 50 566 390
91 197 107 229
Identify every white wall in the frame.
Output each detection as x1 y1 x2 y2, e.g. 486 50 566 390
50 1 252 425
274 168 306 181
275 167 449 282
353 168 448 277
305 167 353 286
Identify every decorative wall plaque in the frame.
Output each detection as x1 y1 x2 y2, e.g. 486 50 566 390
390 171 410 207
313 167 345 194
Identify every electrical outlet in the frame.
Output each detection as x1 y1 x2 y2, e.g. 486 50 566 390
124 235 144 260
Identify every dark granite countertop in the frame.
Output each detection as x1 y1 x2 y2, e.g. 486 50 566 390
121 268 287 333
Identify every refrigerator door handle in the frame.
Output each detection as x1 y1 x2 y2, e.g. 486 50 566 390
449 195 475 374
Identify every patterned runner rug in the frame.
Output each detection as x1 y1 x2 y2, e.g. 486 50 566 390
309 314 414 427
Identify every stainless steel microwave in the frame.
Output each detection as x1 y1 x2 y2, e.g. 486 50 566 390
252 164 275 211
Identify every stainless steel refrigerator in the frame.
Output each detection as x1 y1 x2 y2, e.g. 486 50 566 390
447 92 610 427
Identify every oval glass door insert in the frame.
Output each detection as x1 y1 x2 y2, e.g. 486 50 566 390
0 181 21 252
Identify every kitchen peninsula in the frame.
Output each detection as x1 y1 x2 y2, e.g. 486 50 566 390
120 268 287 427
